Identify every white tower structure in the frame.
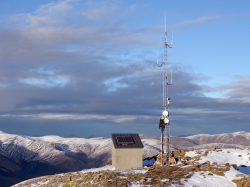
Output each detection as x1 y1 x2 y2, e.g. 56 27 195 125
157 14 173 166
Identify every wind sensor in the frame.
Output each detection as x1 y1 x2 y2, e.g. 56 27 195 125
157 13 173 166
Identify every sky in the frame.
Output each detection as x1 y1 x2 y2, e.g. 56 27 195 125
0 0 250 138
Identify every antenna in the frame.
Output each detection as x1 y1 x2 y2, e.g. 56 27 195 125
156 13 173 168
171 69 173 84
171 31 173 47
165 12 166 33
157 50 158 64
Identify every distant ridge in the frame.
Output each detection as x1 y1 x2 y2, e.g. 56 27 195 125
65 134 80 138
86 135 96 139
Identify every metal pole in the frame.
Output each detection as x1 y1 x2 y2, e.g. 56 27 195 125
161 130 164 166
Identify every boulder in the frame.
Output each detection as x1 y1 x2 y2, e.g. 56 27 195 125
232 179 242 187
232 164 238 169
204 161 210 166
174 150 180 158
208 147 215 151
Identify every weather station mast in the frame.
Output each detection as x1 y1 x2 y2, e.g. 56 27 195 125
157 14 173 166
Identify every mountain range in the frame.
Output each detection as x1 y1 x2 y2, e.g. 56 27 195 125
0 130 249 187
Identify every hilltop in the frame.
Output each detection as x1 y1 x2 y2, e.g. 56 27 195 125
0 130 250 186
12 148 250 187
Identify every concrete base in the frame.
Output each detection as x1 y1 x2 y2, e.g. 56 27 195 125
112 141 143 170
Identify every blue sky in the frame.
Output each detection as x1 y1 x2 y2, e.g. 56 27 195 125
0 0 250 138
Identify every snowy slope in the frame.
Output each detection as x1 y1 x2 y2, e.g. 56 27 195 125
182 148 250 187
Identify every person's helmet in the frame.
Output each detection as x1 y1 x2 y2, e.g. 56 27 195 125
161 117 164 120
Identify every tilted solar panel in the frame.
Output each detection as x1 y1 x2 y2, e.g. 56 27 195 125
116 136 126 144
112 134 144 149
124 136 134 144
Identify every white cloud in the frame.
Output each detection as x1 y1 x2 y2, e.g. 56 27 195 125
171 108 244 115
20 77 70 87
0 113 155 123
170 16 219 29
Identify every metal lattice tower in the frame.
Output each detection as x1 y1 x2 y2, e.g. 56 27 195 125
157 13 173 166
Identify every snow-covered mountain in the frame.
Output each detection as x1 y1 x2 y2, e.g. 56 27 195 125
0 131 160 187
185 131 250 146
0 130 250 187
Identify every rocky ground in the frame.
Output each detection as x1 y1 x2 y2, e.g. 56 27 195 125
12 147 250 187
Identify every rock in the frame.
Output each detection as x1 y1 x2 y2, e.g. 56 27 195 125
200 165 209 171
196 150 201 154
185 156 192 160
180 150 185 157
153 160 161 166
238 155 242 157
174 150 180 158
188 161 194 165
212 171 225 176
232 179 242 187
140 177 146 182
236 174 245 177
202 150 208 156
208 166 216 171
232 164 238 169
208 147 215 151
204 161 210 166
169 157 176 164
193 156 201 161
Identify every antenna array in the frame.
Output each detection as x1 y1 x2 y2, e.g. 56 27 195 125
157 13 173 167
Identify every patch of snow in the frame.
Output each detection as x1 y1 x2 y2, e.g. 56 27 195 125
198 149 250 166
120 169 148 175
181 167 241 187
185 151 199 157
80 165 112 174
130 181 152 187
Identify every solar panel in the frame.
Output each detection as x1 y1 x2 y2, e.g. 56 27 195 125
112 134 144 149
116 137 126 144
124 136 134 144
116 136 134 145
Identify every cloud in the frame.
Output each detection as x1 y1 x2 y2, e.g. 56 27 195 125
0 0 249 137
137 15 220 35
170 16 219 29
218 79 250 102
9 0 75 28
0 113 155 124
